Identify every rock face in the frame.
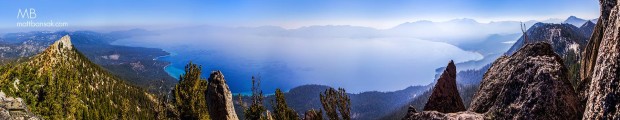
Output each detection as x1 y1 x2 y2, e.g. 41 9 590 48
402 111 483 120
580 0 616 89
0 91 40 120
206 71 239 120
469 43 581 119
423 60 466 113
582 0 620 118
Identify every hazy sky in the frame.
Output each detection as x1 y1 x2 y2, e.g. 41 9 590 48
0 0 600 29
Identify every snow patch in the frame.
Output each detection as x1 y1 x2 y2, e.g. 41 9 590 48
568 42 580 54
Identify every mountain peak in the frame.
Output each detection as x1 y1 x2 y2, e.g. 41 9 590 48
51 35 73 50
0 34 159 119
567 16 579 19
564 16 587 27
581 20 596 28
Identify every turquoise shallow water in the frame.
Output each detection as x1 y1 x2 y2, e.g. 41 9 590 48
164 64 184 80
155 52 184 80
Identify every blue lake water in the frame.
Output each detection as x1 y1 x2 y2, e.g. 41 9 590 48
153 48 296 94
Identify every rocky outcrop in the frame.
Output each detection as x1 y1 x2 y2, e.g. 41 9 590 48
304 109 322 120
469 43 581 119
0 91 40 120
402 111 483 120
582 0 620 118
580 0 616 93
423 60 466 113
404 105 417 118
503 22 591 88
206 71 238 120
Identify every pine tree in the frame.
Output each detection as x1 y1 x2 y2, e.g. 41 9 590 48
320 88 351 120
242 76 268 120
155 78 171 119
172 62 210 119
271 89 300 120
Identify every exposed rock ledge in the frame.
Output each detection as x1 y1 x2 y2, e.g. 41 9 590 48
0 91 40 120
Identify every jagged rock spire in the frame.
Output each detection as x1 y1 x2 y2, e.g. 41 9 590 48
206 70 239 120
423 60 466 113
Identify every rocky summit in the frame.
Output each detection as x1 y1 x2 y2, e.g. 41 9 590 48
469 42 581 119
0 35 159 119
423 60 466 113
206 70 239 120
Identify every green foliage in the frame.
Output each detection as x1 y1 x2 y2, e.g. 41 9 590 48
154 79 175 119
320 88 351 120
172 61 210 120
0 45 158 119
86 47 174 90
240 76 269 120
563 50 581 90
271 89 300 120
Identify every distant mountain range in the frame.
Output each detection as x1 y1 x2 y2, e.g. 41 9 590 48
235 84 431 120
563 16 597 27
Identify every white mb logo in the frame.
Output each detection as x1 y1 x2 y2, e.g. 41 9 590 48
17 8 36 19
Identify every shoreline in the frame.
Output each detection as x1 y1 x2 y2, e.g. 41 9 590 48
154 49 181 80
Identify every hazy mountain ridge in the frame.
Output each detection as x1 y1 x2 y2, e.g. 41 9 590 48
564 16 589 27
234 84 430 120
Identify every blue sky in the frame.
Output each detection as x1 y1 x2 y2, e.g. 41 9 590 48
0 0 599 29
